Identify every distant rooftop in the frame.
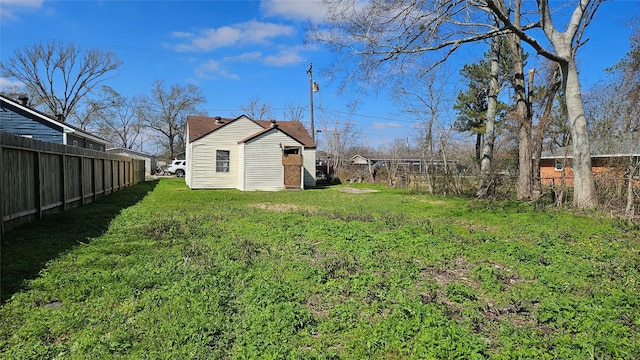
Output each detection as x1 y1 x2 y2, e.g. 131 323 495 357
541 134 640 159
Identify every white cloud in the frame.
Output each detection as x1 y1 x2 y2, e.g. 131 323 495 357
372 122 403 130
260 0 326 22
0 0 43 21
172 31 194 38
265 43 318 66
195 60 240 80
0 77 25 90
171 20 296 52
223 52 264 63
264 45 309 66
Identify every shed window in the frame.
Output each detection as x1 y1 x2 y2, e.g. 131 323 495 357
554 160 564 171
284 147 300 155
216 150 230 172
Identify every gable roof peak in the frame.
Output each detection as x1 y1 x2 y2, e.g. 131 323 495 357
187 114 315 147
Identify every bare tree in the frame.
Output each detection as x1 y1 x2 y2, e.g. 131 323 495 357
282 101 306 122
0 41 122 121
477 34 500 198
604 19 640 217
488 0 602 208
69 85 120 131
239 96 273 120
95 94 145 150
138 80 205 159
311 0 603 208
622 21 640 218
585 82 627 141
321 116 362 179
394 64 455 194
379 138 412 188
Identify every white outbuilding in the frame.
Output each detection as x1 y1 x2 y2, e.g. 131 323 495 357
186 115 316 191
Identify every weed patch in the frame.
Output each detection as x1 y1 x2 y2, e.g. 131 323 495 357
1 178 639 358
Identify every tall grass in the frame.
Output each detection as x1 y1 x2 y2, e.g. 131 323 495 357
1 179 639 359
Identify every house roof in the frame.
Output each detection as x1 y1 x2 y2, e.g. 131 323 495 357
106 147 154 158
541 134 640 159
0 94 109 145
187 115 316 148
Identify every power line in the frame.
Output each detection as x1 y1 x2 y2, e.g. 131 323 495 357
316 106 422 124
0 32 313 67
200 106 429 127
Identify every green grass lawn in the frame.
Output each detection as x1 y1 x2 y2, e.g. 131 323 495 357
2 178 639 359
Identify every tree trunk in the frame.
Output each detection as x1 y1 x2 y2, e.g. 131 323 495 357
560 59 598 209
477 35 500 198
533 66 561 197
506 26 533 200
540 4 598 209
422 120 434 193
422 150 434 194
532 137 543 198
489 0 531 199
367 159 375 183
475 133 482 164
169 135 176 160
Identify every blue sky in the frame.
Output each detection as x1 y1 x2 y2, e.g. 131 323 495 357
0 0 637 150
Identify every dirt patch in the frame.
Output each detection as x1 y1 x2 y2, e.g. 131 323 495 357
336 187 379 194
416 257 537 330
248 203 316 212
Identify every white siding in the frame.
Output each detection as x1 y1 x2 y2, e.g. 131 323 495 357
303 147 317 188
243 131 303 191
237 144 246 190
189 117 263 189
186 142 193 186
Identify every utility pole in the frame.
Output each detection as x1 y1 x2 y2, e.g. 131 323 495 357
306 63 317 142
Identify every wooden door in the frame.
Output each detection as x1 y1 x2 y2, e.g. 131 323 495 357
282 152 303 189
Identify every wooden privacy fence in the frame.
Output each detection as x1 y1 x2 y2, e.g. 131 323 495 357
1 132 145 234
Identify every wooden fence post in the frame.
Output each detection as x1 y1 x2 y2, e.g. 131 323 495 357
79 155 84 205
61 153 67 211
92 157 97 202
102 158 107 197
35 151 42 220
0 137 4 235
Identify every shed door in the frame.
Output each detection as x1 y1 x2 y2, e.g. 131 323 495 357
282 148 303 189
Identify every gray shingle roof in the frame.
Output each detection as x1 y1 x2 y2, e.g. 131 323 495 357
541 134 640 159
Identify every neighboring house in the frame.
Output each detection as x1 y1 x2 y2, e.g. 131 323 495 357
0 94 109 151
186 115 316 191
348 154 464 174
540 135 640 184
106 147 156 176
350 154 370 165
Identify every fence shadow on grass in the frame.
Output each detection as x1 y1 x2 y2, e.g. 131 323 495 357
0 180 158 303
